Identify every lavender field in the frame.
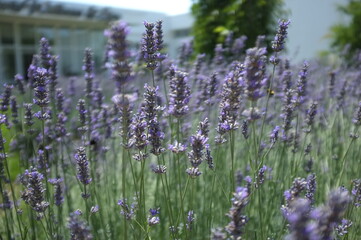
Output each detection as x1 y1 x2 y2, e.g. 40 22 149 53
0 19 361 240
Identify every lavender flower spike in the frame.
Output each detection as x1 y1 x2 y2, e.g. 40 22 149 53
48 177 64 206
75 147 92 186
83 48 94 99
21 167 49 215
142 20 164 70
186 210 195 231
225 187 249 239
104 21 131 93
168 70 191 118
148 207 160 226
311 189 351 239
68 212 93 240
14 74 25 95
39 37 52 70
272 19 291 53
351 179 361 207
33 67 49 108
284 198 316 240
0 84 13 112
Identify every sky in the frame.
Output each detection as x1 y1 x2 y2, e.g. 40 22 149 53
51 0 193 15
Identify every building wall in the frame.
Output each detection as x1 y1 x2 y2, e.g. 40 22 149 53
0 0 350 82
282 0 349 62
0 0 179 82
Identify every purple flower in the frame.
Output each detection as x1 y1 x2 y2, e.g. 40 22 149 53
118 198 137 220
241 120 249 139
75 147 92 186
104 21 131 93
187 132 208 168
68 77 76 97
244 47 267 102
21 168 49 215
130 111 148 150
186 167 202 178
39 37 52 69
77 99 87 132
328 70 336 96
304 102 318 133
168 141 187 154
186 210 195 231
90 205 99 214
91 85 104 109
168 70 191 118
33 67 49 108
68 212 93 240
155 20 164 53
281 89 295 140
55 88 64 113
335 219 352 237
149 207 160 216
205 146 214 170
306 173 316 206
24 103 34 127
0 190 12 209
48 177 64 206
10 96 19 125
1 84 13 112
213 44 225 66
198 118 210 138
225 187 249 239
351 179 361 207
148 216 160 226
352 101 361 126
151 164 167 174
270 126 280 143
255 165 268 188
281 178 307 215
295 61 309 105
14 74 25 95
284 198 316 240
142 84 160 123
55 112 68 140
311 189 351 240
48 55 58 98
148 208 160 226
232 35 247 57
36 149 48 171
148 118 165 156
193 53 206 78
83 48 94 98
179 40 193 67
27 55 40 88
271 19 291 53
216 63 243 142
142 21 163 70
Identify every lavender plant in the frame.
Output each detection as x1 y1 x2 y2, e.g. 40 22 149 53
1 18 361 240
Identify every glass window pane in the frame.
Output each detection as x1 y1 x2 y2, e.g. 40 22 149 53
59 28 71 47
2 48 16 80
21 24 35 45
0 23 14 45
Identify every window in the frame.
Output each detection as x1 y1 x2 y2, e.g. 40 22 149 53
173 28 191 38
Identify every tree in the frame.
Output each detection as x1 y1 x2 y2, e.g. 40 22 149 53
191 0 284 56
330 0 361 58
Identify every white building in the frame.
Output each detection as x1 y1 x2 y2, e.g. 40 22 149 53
0 0 350 81
0 0 194 82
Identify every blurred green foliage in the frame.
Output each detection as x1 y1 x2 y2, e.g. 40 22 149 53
330 0 361 58
191 0 284 56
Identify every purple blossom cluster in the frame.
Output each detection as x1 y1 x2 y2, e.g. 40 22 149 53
0 17 361 240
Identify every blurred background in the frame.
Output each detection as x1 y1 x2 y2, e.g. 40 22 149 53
0 0 354 82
